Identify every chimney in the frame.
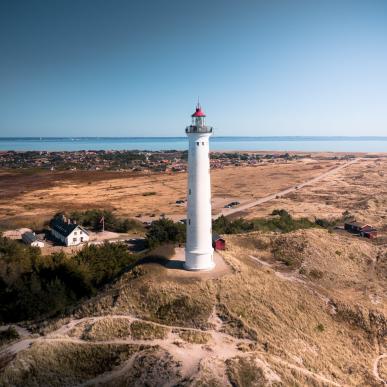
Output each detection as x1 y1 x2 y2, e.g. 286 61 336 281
68 218 71 225
73 220 77 225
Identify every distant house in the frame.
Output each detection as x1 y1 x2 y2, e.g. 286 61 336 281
212 232 226 250
22 231 45 247
50 216 90 246
344 221 378 239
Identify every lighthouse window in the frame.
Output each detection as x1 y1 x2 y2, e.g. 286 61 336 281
189 188 191 195
196 142 199 146
188 219 191 225
202 142 204 145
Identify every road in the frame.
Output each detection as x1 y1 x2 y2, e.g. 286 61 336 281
213 158 359 220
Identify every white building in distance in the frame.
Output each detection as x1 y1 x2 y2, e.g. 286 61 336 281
184 103 215 271
22 231 45 248
50 216 89 246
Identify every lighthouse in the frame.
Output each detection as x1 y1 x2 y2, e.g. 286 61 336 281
184 102 215 271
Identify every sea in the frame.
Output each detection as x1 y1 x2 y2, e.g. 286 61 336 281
0 137 386 152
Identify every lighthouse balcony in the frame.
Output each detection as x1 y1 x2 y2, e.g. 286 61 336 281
185 126 213 134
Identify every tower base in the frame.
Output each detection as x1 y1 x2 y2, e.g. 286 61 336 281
184 249 215 271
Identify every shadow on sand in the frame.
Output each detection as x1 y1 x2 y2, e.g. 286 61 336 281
136 254 185 271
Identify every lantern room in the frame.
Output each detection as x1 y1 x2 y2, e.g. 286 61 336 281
191 103 206 127
186 102 213 134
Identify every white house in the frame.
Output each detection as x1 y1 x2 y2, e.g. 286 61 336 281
22 231 45 248
50 216 89 246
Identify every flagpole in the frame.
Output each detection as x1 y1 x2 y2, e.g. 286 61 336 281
101 216 105 233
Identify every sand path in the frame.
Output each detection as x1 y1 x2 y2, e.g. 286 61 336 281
1 308 344 387
0 324 31 338
373 353 387 385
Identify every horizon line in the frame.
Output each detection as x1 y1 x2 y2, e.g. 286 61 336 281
1 136 387 140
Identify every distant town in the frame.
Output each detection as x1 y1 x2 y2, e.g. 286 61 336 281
0 149 356 172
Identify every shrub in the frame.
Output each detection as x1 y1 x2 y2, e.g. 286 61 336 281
0 327 20 346
271 209 290 217
271 236 307 268
316 323 325 332
213 216 254 234
146 219 185 248
68 210 143 233
315 218 337 228
74 242 139 287
213 211 317 235
130 321 168 340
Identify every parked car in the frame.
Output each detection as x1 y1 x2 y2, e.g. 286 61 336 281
224 201 240 208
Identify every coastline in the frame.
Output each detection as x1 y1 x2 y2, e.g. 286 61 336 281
0 136 387 152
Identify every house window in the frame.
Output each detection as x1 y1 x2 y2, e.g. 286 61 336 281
74 232 77 235
196 142 199 146
81 237 84 242
202 142 204 145
80 230 83 234
73 238 77 242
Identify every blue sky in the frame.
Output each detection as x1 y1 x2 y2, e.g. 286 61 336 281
0 0 386 137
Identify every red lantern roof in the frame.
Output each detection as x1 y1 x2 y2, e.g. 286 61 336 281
191 103 206 117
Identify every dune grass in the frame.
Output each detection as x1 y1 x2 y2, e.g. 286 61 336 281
130 321 169 340
178 329 211 344
0 341 139 386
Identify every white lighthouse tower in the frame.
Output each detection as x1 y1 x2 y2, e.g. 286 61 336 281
184 102 215 271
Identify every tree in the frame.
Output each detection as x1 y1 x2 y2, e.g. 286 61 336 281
146 219 186 248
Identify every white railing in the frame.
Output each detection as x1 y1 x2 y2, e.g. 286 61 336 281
185 126 213 134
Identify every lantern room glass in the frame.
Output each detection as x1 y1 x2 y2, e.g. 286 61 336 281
193 116 205 126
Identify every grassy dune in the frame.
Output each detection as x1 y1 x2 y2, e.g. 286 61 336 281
1 228 386 386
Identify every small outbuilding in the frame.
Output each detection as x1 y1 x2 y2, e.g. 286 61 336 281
22 231 45 247
344 221 378 239
344 222 370 233
212 232 226 251
360 226 378 239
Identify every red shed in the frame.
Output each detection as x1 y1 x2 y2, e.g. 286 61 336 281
344 221 378 239
360 226 378 239
212 232 226 250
